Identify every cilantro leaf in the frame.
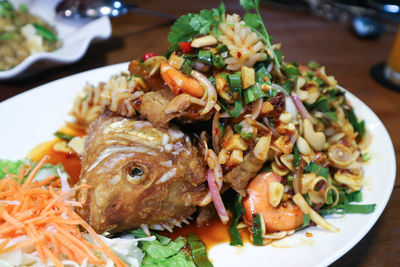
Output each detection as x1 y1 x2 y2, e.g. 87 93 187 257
190 15 211 34
240 0 259 11
240 0 280 68
168 14 197 47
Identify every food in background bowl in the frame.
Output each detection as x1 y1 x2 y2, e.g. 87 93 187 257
0 0 61 71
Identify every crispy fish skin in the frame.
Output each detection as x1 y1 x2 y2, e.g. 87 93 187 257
77 114 207 234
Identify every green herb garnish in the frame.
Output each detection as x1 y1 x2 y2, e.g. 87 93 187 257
229 194 245 245
244 83 267 104
54 131 75 142
252 213 263 245
33 23 58 42
240 0 281 68
187 233 213 267
304 162 329 178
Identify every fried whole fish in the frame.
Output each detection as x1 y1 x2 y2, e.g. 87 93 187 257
77 114 208 234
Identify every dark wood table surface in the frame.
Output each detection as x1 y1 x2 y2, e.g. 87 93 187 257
0 0 399 266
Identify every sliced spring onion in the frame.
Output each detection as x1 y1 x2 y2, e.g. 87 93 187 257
181 59 194 76
216 44 228 54
244 83 267 104
344 204 376 214
252 214 263 245
229 194 244 246
304 162 329 179
228 72 242 91
346 190 362 202
255 66 270 83
198 50 213 65
54 131 75 142
33 23 58 42
212 54 225 68
187 233 213 267
208 75 216 87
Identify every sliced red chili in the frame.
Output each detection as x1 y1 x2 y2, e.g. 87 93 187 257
142 52 157 61
179 42 193 53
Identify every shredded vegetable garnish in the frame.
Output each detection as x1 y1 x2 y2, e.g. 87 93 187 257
0 156 126 267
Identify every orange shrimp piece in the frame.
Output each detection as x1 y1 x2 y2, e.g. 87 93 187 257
160 62 205 98
243 172 304 232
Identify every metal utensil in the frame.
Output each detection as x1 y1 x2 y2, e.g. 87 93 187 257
56 0 177 20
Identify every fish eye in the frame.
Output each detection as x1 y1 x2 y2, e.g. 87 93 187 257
129 167 143 180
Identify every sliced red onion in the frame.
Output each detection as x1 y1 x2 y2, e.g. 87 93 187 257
207 169 229 224
263 117 280 137
291 93 315 123
191 70 217 115
251 98 263 120
290 131 298 144
194 61 205 71
285 95 298 121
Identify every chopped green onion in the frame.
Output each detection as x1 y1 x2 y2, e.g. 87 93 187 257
362 152 371 162
268 88 278 97
212 54 225 68
304 193 313 206
267 117 275 127
54 131 75 142
208 75 216 87
244 83 267 104
304 162 329 178
229 194 244 246
181 59 194 76
198 50 212 65
228 72 242 91
346 190 362 203
293 145 301 167
33 23 58 42
216 44 228 54
344 204 376 214
187 233 213 267
255 66 269 83
281 81 293 94
252 214 263 245
325 189 335 205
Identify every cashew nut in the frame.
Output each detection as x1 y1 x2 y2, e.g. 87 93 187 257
304 84 321 105
295 77 308 100
303 119 326 151
296 136 311 155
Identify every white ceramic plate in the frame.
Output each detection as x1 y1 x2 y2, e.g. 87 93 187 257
0 0 112 80
0 63 396 267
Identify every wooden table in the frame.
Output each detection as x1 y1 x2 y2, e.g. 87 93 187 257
0 0 399 265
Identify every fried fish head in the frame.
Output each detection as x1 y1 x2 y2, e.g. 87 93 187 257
77 115 207 234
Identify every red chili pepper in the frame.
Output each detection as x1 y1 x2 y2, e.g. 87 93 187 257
179 42 193 53
142 52 157 61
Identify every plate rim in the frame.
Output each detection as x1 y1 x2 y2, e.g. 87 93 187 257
0 62 396 267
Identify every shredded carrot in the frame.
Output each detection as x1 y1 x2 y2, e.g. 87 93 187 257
0 156 127 267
